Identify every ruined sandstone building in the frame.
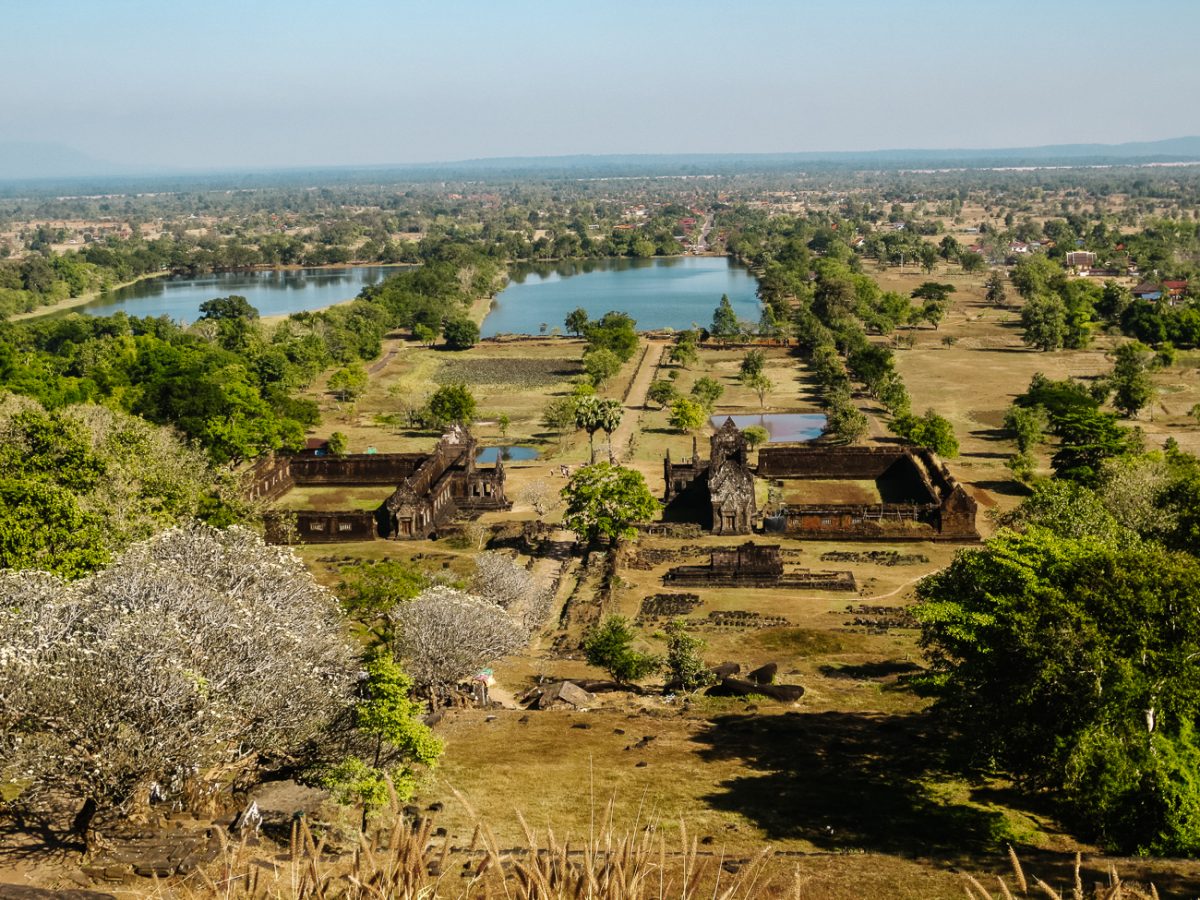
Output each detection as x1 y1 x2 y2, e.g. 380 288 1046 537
252 426 509 543
664 418 978 541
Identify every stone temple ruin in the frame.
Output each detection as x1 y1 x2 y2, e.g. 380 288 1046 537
663 542 857 591
251 425 509 543
664 417 978 541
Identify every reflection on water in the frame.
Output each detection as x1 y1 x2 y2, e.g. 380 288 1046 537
484 257 759 336
69 266 412 320
475 446 541 463
711 413 827 443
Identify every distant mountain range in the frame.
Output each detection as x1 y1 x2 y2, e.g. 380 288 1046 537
2 137 1200 186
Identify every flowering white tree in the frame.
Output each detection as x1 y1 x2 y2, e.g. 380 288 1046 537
0 524 358 846
390 586 527 704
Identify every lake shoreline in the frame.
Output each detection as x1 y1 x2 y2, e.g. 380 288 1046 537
11 261 413 322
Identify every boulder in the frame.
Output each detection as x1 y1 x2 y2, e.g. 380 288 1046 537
711 662 741 679
706 677 804 702
530 681 595 710
747 663 778 685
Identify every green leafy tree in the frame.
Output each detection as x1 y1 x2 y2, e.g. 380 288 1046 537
746 372 773 409
690 375 724 411
742 425 769 450
582 615 662 685
583 347 622 387
739 349 766 380
338 559 431 642
427 382 477 427
890 408 959 457
1003 404 1048 454
328 363 369 402
1110 341 1155 419
412 323 436 346
442 316 480 350
710 294 740 339
328 431 348 456
584 311 639 362
321 652 443 830
668 396 707 434
661 620 715 692
1020 293 1068 351
984 269 1008 307
541 397 577 445
916 529 1200 855
669 330 699 368
958 250 985 273
1051 408 1141 486
826 401 869 443
561 463 659 544
646 379 678 410
574 395 623 463
564 307 590 336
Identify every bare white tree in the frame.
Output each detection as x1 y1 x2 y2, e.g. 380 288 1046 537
0 524 358 845
517 478 559 518
471 552 553 632
390 586 526 703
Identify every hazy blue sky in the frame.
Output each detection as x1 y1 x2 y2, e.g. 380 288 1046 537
4 0 1199 169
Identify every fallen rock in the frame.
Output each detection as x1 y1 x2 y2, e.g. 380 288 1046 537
747 662 778 685
706 677 804 702
711 662 741 679
529 681 595 710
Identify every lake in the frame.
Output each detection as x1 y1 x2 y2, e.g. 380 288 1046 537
71 265 412 320
711 413 828 443
475 446 541 463
482 257 759 336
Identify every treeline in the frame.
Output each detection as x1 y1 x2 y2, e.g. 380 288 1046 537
0 245 501 463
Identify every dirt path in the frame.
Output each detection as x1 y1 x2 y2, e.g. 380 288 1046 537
611 340 666 461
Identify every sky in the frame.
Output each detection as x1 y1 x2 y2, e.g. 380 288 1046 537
3 0 1200 170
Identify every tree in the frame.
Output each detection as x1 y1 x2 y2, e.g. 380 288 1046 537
412 323 436 346
710 294 740 339
517 478 558 518
391 586 527 704
668 396 707 433
564 306 590 336
826 401 869 443
0 525 359 846
958 250 985 273
1110 341 1155 419
1011 254 1066 299
0 400 238 577
338 558 430 641
690 375 724 410
583 347 622 387
574 395 623 463
661 620 715 692
582 615 662 685
320 652 442 830
328 363 369 402
561 462 659 544
746 372 773 408
670 330 699 368
916 529 1200 854
1020 293 1068 351
442 316 480 350
427 382 477 426
584 311 639 362
984 269 1008 307
739 349 766 380
647 378 678 410
540 397 577 444
742 425 769 450
1051 408 1141 486
328 431 348 456
1003 404 1047 454
890 408 959 457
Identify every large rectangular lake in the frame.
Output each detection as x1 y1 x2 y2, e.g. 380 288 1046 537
482 257 760 336
68 265 411 321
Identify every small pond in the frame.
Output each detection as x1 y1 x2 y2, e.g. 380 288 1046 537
711 413 827 443
475 446 541 463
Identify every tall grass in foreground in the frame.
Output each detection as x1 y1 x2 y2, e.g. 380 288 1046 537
185 793 789 900
962 846 1158 900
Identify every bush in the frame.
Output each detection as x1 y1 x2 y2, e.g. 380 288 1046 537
583 615 662 684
